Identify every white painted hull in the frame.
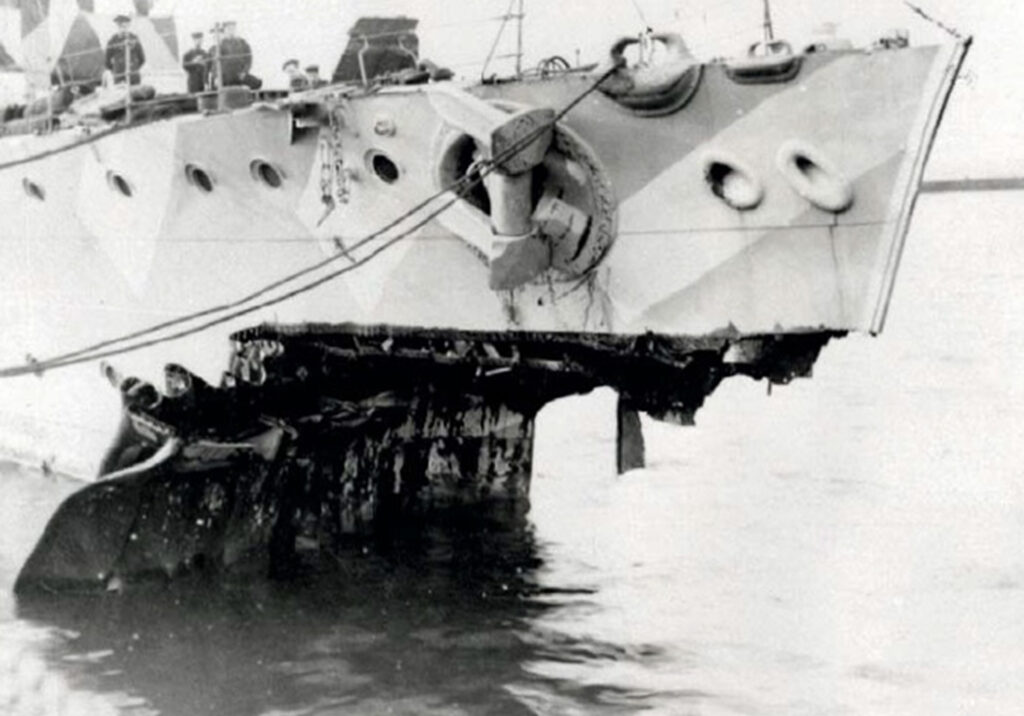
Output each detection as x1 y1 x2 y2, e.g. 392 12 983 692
0 42 967 477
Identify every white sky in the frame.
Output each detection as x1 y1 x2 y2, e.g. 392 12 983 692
3 0 1023 177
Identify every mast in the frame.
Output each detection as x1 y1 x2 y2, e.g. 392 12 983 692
124 16 133 122
514 0 523 78
762 0 775 44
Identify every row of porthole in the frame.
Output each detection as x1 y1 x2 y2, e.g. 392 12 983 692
180 151 401 194
177 160 286 195
184 160 285 193
19 159 287 202
703 140 855 213
20 151 402 202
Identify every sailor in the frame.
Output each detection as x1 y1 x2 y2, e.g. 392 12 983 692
214 20 253 87
305 64 327 89
182 31 209 94
282 58 309 91
104 14 146 86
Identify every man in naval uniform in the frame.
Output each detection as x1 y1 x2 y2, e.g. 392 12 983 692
104 14 146 86
182 31 209 94
215 20 253 87
305 65 327 89
283 59 308 91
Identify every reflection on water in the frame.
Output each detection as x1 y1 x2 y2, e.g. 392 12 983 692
1 479 663 716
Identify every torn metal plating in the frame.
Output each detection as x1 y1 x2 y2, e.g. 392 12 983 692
15 323 839 593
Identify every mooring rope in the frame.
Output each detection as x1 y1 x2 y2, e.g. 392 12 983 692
0 122 138 173
0 65 619 380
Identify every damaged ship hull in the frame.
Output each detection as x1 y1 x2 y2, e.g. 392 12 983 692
0 42 966 478
16 323 837 593
0 28 970 589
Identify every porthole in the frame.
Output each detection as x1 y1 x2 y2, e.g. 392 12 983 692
701 152 763 211
367 151 400 184
250 159 284 189
106 171 134 198
184 163 215 193
776 140 853 213
22 178 45 201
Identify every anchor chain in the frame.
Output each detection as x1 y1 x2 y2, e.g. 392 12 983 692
317 105 350 226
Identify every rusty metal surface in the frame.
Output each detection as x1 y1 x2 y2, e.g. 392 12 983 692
15 323 840 592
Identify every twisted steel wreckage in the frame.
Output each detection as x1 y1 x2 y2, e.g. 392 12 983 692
0 0 968 591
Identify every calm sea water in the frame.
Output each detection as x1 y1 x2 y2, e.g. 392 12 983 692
2 191 1024 715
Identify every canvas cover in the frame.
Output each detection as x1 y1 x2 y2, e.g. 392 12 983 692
332 16 419 84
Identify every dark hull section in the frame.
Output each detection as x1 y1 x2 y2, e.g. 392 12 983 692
16 323 837 593
15 438 287 594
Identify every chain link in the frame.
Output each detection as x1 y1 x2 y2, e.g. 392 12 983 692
317 104 351 226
